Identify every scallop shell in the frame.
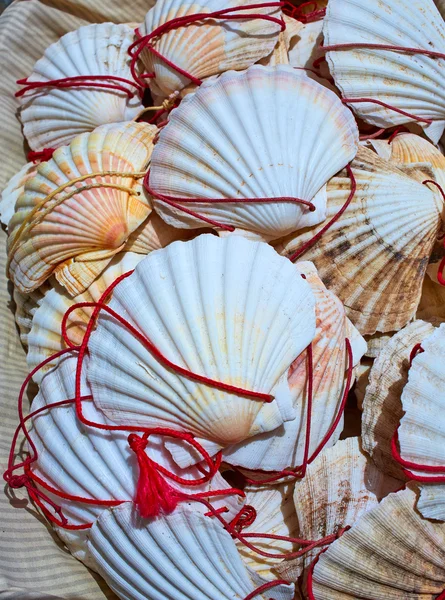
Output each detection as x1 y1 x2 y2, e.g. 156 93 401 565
140 0 283 99
149 65 358 240
13 286 50 347
275 147 443 335
27 252 146 383
19 23 143 151
260 15 303 66
86 234 316 451
398 324 445 485
362 320 435 480
29 356 244 564
236 483 299 578
288 19 324 69
8 122 156 296
87 503 295 600
222 261 366 472
309 486 445 599
363 332 394 359
0 161 37 229
124 211 209 254
323 0 445 143
276 437 400 582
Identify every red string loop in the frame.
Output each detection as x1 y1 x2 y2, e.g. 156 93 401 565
409 343 424 366
144 169 316 232
16 75 143 100
282 1 326 23
128 3 286 88
288 163 356 263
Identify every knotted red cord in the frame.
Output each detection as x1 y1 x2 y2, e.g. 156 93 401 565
144 169 316 232
128 3 285 88
16 75 143 100
282 0 326 23
27 148 55 163
288 163 356 263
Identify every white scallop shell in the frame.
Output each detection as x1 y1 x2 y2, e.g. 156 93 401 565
323 0 445 143
19 23 143 151
288 19 324 70
276 437 400 582
236 483 298 578
275 147 444 335
29 356 244 564
86 234 316 450
140 0 283 99
8 122 156 295
310 486 445 599
87 503 295 600
0 161 37 229
149 65 358 239
222 261 366 472
27 252 146 382
398 323 445 520
362 320 435 480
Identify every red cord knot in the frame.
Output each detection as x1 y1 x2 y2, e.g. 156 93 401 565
230 505 257 532
6 473 29 489
27 148 55 163
128 433 181 519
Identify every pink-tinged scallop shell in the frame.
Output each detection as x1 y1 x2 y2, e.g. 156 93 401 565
8 122 156 296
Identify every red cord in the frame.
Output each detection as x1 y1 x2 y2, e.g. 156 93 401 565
16 75 143 100
27 148 55 162
342 98 432 125
129 3 285 88
144 169 316 232
391 430 445 483
289 163 356 263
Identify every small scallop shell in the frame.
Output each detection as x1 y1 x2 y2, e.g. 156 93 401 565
288 19 324 70
149 65 358 240
236 483 298 578
398 324 445 483
140 0 283 99
19 23 143 151
8 122 156 295
276 437 399 582
124 211 209 254
29 356 244 564
86 234 316 449
275 147 443 335
87 503 295 600
13 285 49 347
0 162 37 229
260 15 303 66
27 252 145 382
363 332 395 359
324 0 445 143
222 261 366 472
310 486 445 599
361 320 435 480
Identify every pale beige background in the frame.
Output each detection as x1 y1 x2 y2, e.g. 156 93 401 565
0 1 154 597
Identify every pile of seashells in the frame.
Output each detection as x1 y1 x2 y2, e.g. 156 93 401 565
3 0 445 598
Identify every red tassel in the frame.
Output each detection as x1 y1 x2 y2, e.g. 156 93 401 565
128 433 180 518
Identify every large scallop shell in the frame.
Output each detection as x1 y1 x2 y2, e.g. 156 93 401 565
362 320 435 480
87 503 295 600
275 147 444 335
323 0 445 143
236 483 298 578
27 252 145 382
29 356 244 564
277 437 400 582
222 261 366 472
309 486 445 599
139 0 283 99
19 23 143 151
398 323 445 519
149 65 358 240
0 161 37 229
8 122 156 296
86 234 316 450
